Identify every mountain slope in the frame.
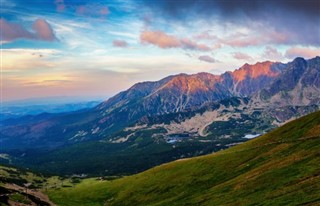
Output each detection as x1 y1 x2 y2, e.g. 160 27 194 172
48 111 320 206
97 61 286 115
1 57 319 177
0 59 290 149
254 57 320 106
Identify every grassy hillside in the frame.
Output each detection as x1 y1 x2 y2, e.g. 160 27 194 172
48 111 320 206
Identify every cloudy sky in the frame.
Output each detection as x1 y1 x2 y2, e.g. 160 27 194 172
1 0 320 101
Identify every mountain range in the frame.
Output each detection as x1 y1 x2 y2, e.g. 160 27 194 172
1 56 319 176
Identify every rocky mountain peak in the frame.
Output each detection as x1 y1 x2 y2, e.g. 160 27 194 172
231 61 277 82
159 72 221 93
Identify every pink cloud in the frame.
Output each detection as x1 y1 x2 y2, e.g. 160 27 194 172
0 18 57 42
32 19 56 41
180 38 210 51
140 30 210 51
198 55 216 63
285 47 320 59
0 19 34 41
113 40 128 48
232 52 253 61
140 30 180 49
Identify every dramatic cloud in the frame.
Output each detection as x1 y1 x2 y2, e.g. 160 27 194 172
232 52 253 61
112 40 129 48
285 47 320 59
198 55 216 63
140 30 210 51
0 18 57 42
262 46 283 61
141 0 320 46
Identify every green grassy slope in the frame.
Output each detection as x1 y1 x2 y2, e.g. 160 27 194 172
48 111 320 206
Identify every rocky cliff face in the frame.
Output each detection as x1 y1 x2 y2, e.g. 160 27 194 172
1 57 319 150
97 60 288 116
253 57 320 106
224 61 286 96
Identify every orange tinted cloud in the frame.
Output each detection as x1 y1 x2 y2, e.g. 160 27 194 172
141 30 180 48
285 47 320 59
140 30 210 51
32 19 56 41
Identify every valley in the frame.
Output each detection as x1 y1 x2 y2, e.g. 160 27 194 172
47 111 320 205
1 57 319 177
2 110 318 205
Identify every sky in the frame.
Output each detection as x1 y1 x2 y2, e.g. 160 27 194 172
1 0 320 101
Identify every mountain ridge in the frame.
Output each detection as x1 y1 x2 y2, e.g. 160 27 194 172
1 56 319 176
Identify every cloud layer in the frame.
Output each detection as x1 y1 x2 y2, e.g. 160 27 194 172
142 0 320 46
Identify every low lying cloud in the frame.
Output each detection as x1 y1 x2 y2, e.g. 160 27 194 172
140 30 210 51
198 55 216 63
0 18 57 43
285 47 320 59
112 40 129 48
